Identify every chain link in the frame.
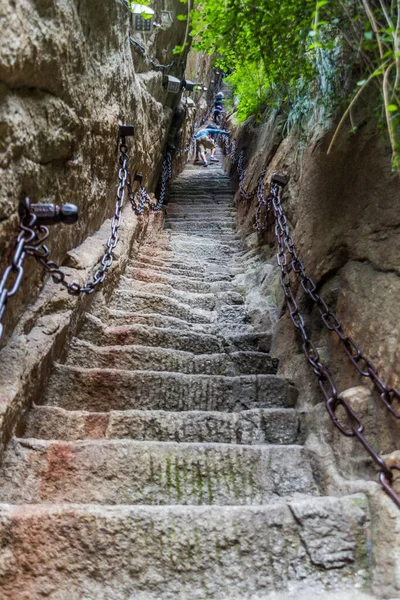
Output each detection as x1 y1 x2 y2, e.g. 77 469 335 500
0 201 42 339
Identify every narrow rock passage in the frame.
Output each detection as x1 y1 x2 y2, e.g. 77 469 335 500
0 150 372 598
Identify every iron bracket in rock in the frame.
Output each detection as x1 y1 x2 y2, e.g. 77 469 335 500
119 124 135 138
271 173 289 187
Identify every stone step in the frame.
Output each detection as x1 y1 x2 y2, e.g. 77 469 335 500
78 314 272 353
78 314 225 352
116 281 217 310
23 406 302 445
116 279 244 308
66 339 277 376
125 267 235 293
0 495 370 599
108 291 214 323
168 193 233 200
101 303 250 330
129 260 231 279
167 186 232 193
169 232 240 243
165 216 236 224
0 439 319 504
165 222 236 233
134 254 221 272
43 365 298 412
164 209 235 218
167 200 233 207
133 254 238 273
168 241 236 258
138 250 236 270
100 309 255 336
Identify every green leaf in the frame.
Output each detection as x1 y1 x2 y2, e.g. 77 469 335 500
387 104 398 112
177 14 187 20
364 31 373 40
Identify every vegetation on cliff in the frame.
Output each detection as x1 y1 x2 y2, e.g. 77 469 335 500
191 0 400 168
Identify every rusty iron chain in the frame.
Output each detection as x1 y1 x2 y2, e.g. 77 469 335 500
254 175 270 232
0 201 42 340
198 131 400 507
29 142 173 296
0 199 81 339
269 178 400 509
27 140 130 295
0 130 175 339
149 151 172 212
126 169 148 216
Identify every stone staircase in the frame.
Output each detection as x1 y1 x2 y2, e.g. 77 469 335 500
0 151 373 599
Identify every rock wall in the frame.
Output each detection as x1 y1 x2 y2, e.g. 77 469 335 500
0 0 193 344
227 107 400 597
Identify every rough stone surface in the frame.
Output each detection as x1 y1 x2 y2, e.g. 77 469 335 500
0 147 378 598
0 0 193 343
226 95 400 597
0 497 371 600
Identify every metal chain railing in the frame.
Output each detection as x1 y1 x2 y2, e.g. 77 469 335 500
219 133 400 508
0 124 176 338
29 138 131 296
31 133 174 291
269 174 400 508
0 200 79 339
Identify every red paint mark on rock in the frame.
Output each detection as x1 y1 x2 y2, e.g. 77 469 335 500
39 443 74 501
84 414 109 439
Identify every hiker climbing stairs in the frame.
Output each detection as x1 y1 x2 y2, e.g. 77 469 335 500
0 149 372 599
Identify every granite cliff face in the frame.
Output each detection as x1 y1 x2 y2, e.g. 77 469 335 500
231 113 400 448
0 0 192 342
228 106 400 597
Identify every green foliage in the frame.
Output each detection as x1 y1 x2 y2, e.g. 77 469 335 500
172 42 189 55
225 61 269 123
190 0 400 170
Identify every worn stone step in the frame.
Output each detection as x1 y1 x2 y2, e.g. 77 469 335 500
134 254 237 274
116 280 217 310
165 215 235 223
116 279 244 308
167 188 232 196
168 242 236 258
97 309 255 337
165 222 236 233
0 439 319 504
129 259 230 279
167 238 241 254
43 365 298 412
134 255 213 273
78 315 225 352
164 209 235 218
66 339 277 376
101 302 251 330
136 253 219 273
78 314 272 353
170 198 232 204
23 406 302 445
125 267 235 292
0 495 370 599
169 194 233 200
108 291 214 323
169 232 240 243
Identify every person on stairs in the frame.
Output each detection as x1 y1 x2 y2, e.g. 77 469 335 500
194 126 229 167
